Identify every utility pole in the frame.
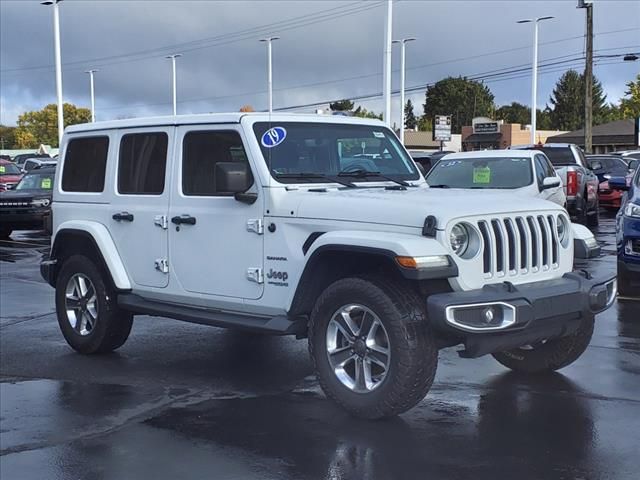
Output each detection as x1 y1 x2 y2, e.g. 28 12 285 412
85 69 98 122
41 0 64 146
382 0 393 127
165 54 181 116
517 16 553 145
393 38 416 144
260 37 279 113
578 0 594 153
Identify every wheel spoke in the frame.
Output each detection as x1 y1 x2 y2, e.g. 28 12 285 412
75 275 88 297
367 346 389 369
354 357 367 391
335 311 358 341
83 283 95 301
329 346 353 366
359 311 374 338
65 296 82 309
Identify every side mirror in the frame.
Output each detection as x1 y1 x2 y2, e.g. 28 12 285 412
214 162 257 204
608 176 629 191
541 177 561 190
628 159 639 171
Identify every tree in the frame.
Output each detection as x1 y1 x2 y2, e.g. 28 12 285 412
495 102 530 125
239 105 255 112
619 74 640 119
548 69 608 131
422 77 495 134
15 103 91 148
330 99 355 112
0 125 17 149
404 99 417 130
353 105 382 120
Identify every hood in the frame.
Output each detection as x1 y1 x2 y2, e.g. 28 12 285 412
0 190 51 204
287 186 562 229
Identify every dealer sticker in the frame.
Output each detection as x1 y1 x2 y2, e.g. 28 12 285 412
41 178 52 189
0 166 5 173
261 127 287 148
372 131 385 138
473 167 491 184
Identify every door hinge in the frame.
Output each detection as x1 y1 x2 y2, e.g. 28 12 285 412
246 219 264 235
155 258 169 274
154 215 169 230
246 267 264 284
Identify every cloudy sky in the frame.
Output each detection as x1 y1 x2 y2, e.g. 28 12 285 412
1 0 638 127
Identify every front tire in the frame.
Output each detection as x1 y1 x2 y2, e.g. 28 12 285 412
492 316 594 373
55 255 133 354
618 263 639 298
309 276 438 419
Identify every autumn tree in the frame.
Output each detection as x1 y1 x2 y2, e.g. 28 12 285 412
0 125 17 149
619 74 640 119
422 77 495 134
239 105 255 112
404 99 417 129
548 70 608 131
15 103 91 148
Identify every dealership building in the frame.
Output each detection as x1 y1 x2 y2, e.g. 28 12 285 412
545 118 640 153
461 117 566 151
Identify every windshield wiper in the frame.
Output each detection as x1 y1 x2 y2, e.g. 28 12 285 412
337 168 413 188
274 172 356 188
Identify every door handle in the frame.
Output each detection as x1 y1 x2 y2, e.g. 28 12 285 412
171 215 196 226
112 212 134 222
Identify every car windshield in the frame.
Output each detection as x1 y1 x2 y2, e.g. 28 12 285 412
15 171 54 191
591 157 629 175
253 122 419 184
536 147 575 166
425 156 533 189
0 163 21 175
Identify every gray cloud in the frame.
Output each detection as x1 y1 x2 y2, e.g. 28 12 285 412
1 0 639 126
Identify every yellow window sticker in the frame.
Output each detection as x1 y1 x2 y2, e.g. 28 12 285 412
0 166 5 173
41 178 52 189
473 167 491 184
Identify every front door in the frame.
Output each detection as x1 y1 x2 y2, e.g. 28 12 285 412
169 126 264 300
110 127 173 288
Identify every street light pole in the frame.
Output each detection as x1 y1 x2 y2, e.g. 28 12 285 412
393 38 416 144
41 0 64 146
382 0 393 127
85 69 98 122
165 54 182 116
517 16 553 145
260 37 279 113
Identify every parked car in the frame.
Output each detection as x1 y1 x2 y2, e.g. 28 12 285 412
0 154 12 162
409 150 454 174
587 155 633 211
40 113 615 419
12 153 51 169
0 166 55 238
0 159 24 192
610 169 640 297
612 150 640 164
424 150 599 258
22 158 57 173
511 144 599 226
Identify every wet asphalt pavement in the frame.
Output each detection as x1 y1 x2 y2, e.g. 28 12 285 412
1 214 639 480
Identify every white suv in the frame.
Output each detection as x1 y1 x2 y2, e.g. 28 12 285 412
41 113 615 419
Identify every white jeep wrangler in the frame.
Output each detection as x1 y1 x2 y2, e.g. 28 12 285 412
41 113 616 419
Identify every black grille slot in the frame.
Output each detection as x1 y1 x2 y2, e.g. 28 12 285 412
478 221 492 273
491 220 504 273
527 216 538 268
547 215 558 264
537 216 549 267
504 219 517 272
516 217 528 269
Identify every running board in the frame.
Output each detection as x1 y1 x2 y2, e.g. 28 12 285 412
118 294 305 336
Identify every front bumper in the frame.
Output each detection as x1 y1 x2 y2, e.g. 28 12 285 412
427 272 616 358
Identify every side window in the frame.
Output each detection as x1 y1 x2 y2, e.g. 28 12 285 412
182 130 251 196
62 136 109 192
543 156 556 178
534 156 546 186
118 132 168 195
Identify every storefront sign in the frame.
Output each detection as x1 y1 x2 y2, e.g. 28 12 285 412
434 115 452 141
474 122 499 134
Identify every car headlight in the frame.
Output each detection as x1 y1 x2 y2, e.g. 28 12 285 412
624 203 640 218
556 215 570 247
31 198 51 207
450 223 470 256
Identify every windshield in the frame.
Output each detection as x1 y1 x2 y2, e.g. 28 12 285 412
16 171 54 191
591 157 629 175
253 122 419 184
425 156 533 189
0 163 21 175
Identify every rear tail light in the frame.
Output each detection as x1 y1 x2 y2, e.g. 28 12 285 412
567 171 578 196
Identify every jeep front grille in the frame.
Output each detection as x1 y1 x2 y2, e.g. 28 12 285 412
477 215 559 278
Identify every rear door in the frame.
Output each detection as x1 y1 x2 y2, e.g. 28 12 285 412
109 127 173 288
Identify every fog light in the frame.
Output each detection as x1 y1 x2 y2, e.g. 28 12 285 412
445 302 516 332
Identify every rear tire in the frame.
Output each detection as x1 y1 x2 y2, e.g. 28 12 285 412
618 263 640 298
309 276 438 419
0 226 12 238
55 255 133 354
587 197 599 227
492 316 594 373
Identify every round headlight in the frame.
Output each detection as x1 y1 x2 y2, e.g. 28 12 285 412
450 223 469 256
557 215 569 246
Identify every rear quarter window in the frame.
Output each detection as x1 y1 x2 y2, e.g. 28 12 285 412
61 136 109 192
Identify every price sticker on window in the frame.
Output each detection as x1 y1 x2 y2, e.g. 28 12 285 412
41 178 52 189
0 166 5 173
473 167 491 184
